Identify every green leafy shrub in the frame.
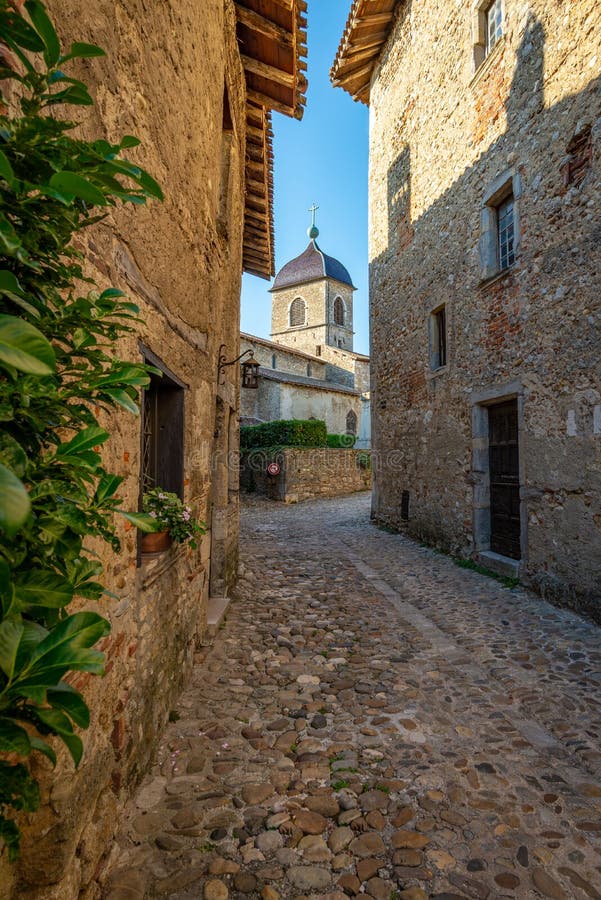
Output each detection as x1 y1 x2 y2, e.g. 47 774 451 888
240 419 327 450
326 433 356 448
143 489 205 548
357 451 371 470
0 0 161 859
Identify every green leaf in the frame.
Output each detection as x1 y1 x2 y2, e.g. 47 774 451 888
61 41 106 62
13 612 110 690
31 708 83 766
47 683 89 728
94 473 123 504
0 718 31 756
0 618 23 680
0 463 30 537
46 83 94 106
102 387 139 414
0 12 45 52
14 621 48 673
0 433 27 478
49 172 107 206
138 169 164 201
0 214 23 257
0 314 55 375
0 149 14 184
0 270 24 298
0 817 22 863
30 737 57 767
119 510 160 533
0 760 40 811
25 0 60 67
56 425 109 458
13 570 74 610
119 135 141 149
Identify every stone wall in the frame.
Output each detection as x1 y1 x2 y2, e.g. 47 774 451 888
241 449 371 503
240 334 327 379
240 370 364 436
368 1 601 618
0 3 246 897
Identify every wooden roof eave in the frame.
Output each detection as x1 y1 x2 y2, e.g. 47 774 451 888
330 0 399 104
235 1 308 279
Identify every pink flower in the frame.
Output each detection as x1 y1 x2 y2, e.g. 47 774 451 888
149 511 157 518
183 511 191 522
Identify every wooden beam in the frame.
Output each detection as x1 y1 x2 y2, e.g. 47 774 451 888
355 12 396 28
247 87 295 118
241 54 295 90
332 59 375 88
247 159 266 177
235 4 293 47
246 124 267 141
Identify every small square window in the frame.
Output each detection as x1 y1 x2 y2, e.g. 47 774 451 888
485 0 503 55
497 195 515 270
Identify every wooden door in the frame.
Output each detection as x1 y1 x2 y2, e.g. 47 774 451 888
489 400 521 559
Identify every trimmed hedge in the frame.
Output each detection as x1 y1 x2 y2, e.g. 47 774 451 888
326 433 357 448
241 419 328 450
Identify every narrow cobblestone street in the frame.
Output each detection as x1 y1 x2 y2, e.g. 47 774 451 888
104 493 601 900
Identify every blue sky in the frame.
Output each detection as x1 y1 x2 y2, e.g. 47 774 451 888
240 2 370 356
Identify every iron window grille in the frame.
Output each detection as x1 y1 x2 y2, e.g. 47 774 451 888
497 195 515 270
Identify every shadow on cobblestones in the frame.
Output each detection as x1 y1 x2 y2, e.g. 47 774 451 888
102 492 601 900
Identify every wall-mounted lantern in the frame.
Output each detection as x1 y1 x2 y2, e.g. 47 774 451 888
241 356 260 389
218 345 259 389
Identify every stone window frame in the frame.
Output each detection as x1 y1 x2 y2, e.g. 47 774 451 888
428 303 448 372
288 296 307 328
479 168 522 283
472 0 505 73
271 354 277 369
333 295 346 326
138 343 188 565
470 380 527 575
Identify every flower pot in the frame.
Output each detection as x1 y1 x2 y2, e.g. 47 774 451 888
141 530 172 553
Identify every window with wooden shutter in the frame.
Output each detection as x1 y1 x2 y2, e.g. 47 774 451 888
141 349 186 497
289 297 306 327
334 296 345 325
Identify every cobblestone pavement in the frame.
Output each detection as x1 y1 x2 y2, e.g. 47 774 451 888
103 493 601 900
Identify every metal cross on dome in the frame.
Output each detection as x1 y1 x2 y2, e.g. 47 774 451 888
309 203 319 227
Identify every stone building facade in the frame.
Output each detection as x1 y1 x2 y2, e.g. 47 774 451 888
241 225 372 443
1 2 307 897
332 1 601 619
240 333 366 437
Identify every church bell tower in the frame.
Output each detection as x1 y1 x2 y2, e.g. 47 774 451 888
270 208 356 357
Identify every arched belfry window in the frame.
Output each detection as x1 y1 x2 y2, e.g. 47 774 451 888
290 297 306 327
334 296 345 326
